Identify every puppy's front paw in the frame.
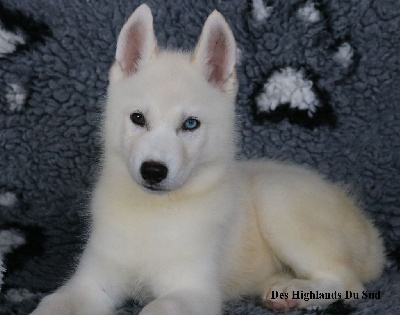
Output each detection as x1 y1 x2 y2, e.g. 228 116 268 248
30 289 114 315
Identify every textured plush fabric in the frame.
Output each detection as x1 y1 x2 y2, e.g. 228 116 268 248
0 0 399 314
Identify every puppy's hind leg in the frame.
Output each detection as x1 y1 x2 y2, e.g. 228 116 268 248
253 172 370 310
262 272 363 311
258 219 366 311
258 214 365 310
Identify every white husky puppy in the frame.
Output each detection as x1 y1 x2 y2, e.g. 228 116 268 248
31 4 385 315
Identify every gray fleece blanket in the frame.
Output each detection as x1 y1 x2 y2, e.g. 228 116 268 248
0 0 399 314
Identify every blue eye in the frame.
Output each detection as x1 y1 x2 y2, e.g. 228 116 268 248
182 117 200 131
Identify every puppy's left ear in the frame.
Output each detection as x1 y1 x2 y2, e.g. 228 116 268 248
192 11 237 98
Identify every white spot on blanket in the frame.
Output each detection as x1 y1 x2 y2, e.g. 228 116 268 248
0 229 25 292
0 229 26 255
5 288 37 302
256 67 320 116
0 192 17 207
236 47 243 65
0 27 25 57
252 0 273 21
333 42 353 68
0 258 4 291
297 1 321 24
6 83 27 112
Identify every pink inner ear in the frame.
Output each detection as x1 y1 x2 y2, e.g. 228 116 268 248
120 21 145 75
206 25 229 85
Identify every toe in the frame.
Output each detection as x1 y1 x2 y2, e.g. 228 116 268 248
264 299 287 311
287 299 299 309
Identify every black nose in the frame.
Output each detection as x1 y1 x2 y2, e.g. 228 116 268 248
140 161 168 185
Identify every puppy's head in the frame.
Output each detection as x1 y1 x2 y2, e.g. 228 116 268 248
105 4 237 194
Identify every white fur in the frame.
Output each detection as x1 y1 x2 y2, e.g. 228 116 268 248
31 5 385 315
333 42 354 68
0 27 25 57
0 228 25 292
0 191 17 207
0 229 26 255
256 67 320 116
236 47 243 65
297 1 321 24
5 288 37 303
0 258 3 291
252 0 273 22
6 84 27 112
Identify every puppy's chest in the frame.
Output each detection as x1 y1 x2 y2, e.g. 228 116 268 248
92 207 219 270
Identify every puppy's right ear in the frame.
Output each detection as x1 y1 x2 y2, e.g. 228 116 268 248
110 4 158 82
192 11 237 98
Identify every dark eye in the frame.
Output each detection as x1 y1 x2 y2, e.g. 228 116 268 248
182 117 200 131
130 112 146 127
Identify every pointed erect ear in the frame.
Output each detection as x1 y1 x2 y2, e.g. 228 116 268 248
110 4 158 81
192 11 237 96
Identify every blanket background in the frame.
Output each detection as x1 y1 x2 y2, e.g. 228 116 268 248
0 0 399 314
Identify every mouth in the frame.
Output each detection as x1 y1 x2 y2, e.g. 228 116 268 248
142 184 169 194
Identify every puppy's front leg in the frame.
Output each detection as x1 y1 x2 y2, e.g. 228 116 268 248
30 280 115 315
30 251 126 315
140 289 221 315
